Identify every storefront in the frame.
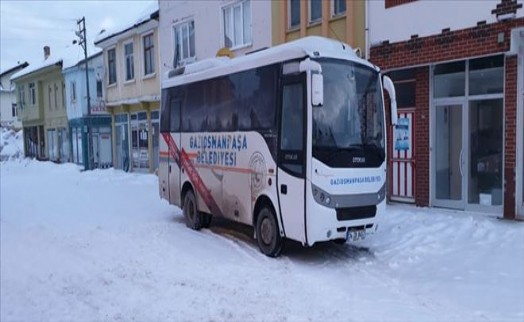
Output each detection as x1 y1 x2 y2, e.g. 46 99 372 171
431 56 504 213
371 17 524 219
112 108 159 173
69 116 112 169
23 124 44 159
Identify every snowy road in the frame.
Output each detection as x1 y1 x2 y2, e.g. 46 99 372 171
1 160 524 321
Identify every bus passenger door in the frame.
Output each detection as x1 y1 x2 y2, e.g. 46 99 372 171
278 75 307 244
168 99 182 207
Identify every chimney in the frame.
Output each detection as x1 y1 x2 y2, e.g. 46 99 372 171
44 46 50 60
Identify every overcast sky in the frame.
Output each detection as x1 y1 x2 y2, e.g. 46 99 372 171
0 0 156 73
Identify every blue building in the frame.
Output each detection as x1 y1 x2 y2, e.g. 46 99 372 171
63 52 112 169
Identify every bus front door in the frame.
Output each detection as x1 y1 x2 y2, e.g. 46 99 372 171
278 75 307 244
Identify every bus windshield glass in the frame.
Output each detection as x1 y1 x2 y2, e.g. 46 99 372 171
313 59 385 168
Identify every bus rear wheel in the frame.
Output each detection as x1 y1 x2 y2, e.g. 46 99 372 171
256 205 283 257
183 190 203 230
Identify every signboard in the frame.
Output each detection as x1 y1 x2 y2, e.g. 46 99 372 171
394 117 410 151
90 100 107 115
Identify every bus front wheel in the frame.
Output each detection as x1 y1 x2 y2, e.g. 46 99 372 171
183 190 203 230
256 205 283 257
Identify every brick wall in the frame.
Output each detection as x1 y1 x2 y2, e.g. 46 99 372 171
504 55 518 219
414 67 429 206
370 18 524 71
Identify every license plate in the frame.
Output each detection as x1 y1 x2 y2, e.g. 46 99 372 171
347 229 366 242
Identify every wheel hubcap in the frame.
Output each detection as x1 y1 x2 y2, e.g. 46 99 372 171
260 217 273 245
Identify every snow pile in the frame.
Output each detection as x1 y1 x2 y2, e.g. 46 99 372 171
0 128 23 161
1 160 523 321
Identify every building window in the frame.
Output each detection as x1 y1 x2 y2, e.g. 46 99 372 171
29 82 35 105
71 81 77 103
332 0 346 17
62 82 65 108
309 0 322 23
97 80 103 98
18 85 25 109
54 84 58 109
48 85 52 110
173 20 196 64
223 0 252 49
143 34 155 76
108 48 117 84
289 0 300 29
12 103 17 117
124 42 134 81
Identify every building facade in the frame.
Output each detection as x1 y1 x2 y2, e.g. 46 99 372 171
369 0 524 219
63 52 112 169
271 0 366 57
12 47 69 162
0 62 28 129
95 4 160 173
158 0 272 78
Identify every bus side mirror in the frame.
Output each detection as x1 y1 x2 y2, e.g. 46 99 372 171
383 75 398 125
312 73 323 107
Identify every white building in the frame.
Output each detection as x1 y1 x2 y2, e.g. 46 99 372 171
158 0 272 80
0 62 28 129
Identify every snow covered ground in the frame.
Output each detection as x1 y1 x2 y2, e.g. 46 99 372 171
0 128 23 161
1 158 523 321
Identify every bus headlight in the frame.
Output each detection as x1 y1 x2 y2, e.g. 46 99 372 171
312 184 335 208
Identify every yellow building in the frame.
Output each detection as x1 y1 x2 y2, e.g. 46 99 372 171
272 0 366 57
94 5 160 173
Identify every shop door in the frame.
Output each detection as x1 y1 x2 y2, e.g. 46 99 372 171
432 103 466 209
131 112 149 172
390 109 415 203
92 133 100 168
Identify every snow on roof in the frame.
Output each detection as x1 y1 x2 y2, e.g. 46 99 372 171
94 1 158 45
0 62 29 78
62 47 102 70
11 45 86 81
163 36 377 89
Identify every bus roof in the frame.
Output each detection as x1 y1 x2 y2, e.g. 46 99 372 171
162 36 379 90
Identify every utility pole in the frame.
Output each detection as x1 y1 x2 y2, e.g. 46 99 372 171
75 17 94 170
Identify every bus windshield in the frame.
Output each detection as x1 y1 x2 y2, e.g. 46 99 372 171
313 59 385 168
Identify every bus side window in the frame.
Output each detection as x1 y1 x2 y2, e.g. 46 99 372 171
160 92 170 133
170 99 181 132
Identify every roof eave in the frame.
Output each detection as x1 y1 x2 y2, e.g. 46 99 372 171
94 10 159 47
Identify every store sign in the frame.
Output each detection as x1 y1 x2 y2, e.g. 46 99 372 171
90 100 107 115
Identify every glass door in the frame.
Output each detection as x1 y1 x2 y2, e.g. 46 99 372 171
433 103 466 209
131 112 150 172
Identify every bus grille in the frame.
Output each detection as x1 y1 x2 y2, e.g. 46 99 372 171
336 205 376 221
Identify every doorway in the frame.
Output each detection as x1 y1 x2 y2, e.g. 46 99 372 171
131 112 149 172
433 103 465 209
432 100 504 212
